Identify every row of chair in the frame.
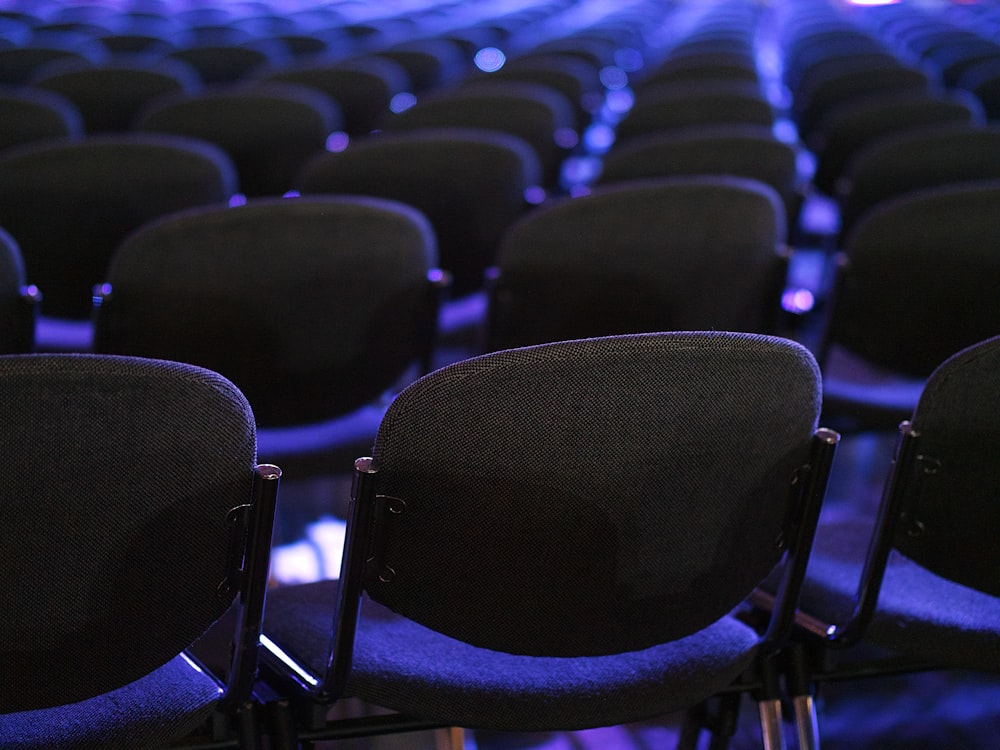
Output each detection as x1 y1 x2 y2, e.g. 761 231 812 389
3 327 998 749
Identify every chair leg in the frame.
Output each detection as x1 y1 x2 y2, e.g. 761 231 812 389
677 693 740 750
434 726 465 750
756 654 787 750
786 644 821 750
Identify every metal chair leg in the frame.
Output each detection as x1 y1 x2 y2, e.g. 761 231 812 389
786 644 821 750
756 654 787 750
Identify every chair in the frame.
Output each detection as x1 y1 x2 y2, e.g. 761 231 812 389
375 37 469 93
165 40 289 84
254 55 411 136
836 123 1000 245
487 176 790 352
774 334 1000 747
134 81 341 197
0 44 107 86
377 80 577 189
0 133 237 321
0 353 279 749
92 195 442 477
257 331 839 750
0 84 83 151
817 181 1000 433
614 81 775 145
296 128 542 298
28 57 202 132
0 226 39 353
596 125 803 231
956 57 1000 121
808 89 984 196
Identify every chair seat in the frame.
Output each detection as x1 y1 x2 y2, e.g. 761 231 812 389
0 654 222 750
265 579 763 731
799 517 1000 671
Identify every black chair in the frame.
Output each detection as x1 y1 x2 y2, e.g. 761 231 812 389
775 334 1000 747
258 331 839 750
596 124 803 232
378 79 577 189
28 57 202 132
808 89 984 196
254 55 411 136
817 181 1000 433
92 195 443 478
836 123 1000 245
0 84 83 151
165 40 289 84
0 353 279 749
614 80 775 145
487 176 790 351
296 127 542 298
0 226 39 353
0 133 237 321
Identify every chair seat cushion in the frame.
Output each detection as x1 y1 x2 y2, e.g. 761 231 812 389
0 653 222 750
798 516 1000 670
265 579 762 731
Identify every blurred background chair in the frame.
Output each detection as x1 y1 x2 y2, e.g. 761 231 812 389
0 84 82 150
0 133 237 325
0 226 39 354
0 353 279 749
816 181 1000 433
92 195 442 483
134 81 341 197
487 176 790 351
27 57 202 132
295 127 542 303
258 331 838 750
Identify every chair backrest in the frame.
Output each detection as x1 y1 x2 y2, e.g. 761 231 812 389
0 84 83 150
254 55 411 136
614 80 775 144
135 81 341 197
29 57 202 132
0 353 265 711
809 89 983 195
296 128 542 296
0 133 237 319
488 175 788 350
596 124 800 222
165 40 288 84
825 181 1000 377
93 196 439 428
353 332 825 658
378 80 576 188
0 226 36 353
837 123 1000 243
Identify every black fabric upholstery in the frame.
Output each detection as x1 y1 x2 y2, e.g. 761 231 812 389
798 336 1000 671
378 80 576 187
94 196 437 428
263 331 824 730
265 580 762 731
296 128 541 296
0 228 33 354
0 354 256 713
0 84 83 151
489 176 786 350
134 81 342 197
0 133 237 318
828 182 1000 377
837 123 1000 243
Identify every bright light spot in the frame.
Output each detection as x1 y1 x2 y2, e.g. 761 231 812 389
282 190 300 198
228 194 247 207
554 126 578 149
325 131 349 152
600 65 628 91
474 46 506 73
584 123 615 152
92 282 112 307
772 119 798 144
614 47 643 73
389 92 417 113
524 185 546 205
781 288 815 314
260 635 320 687
605 89 634 115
